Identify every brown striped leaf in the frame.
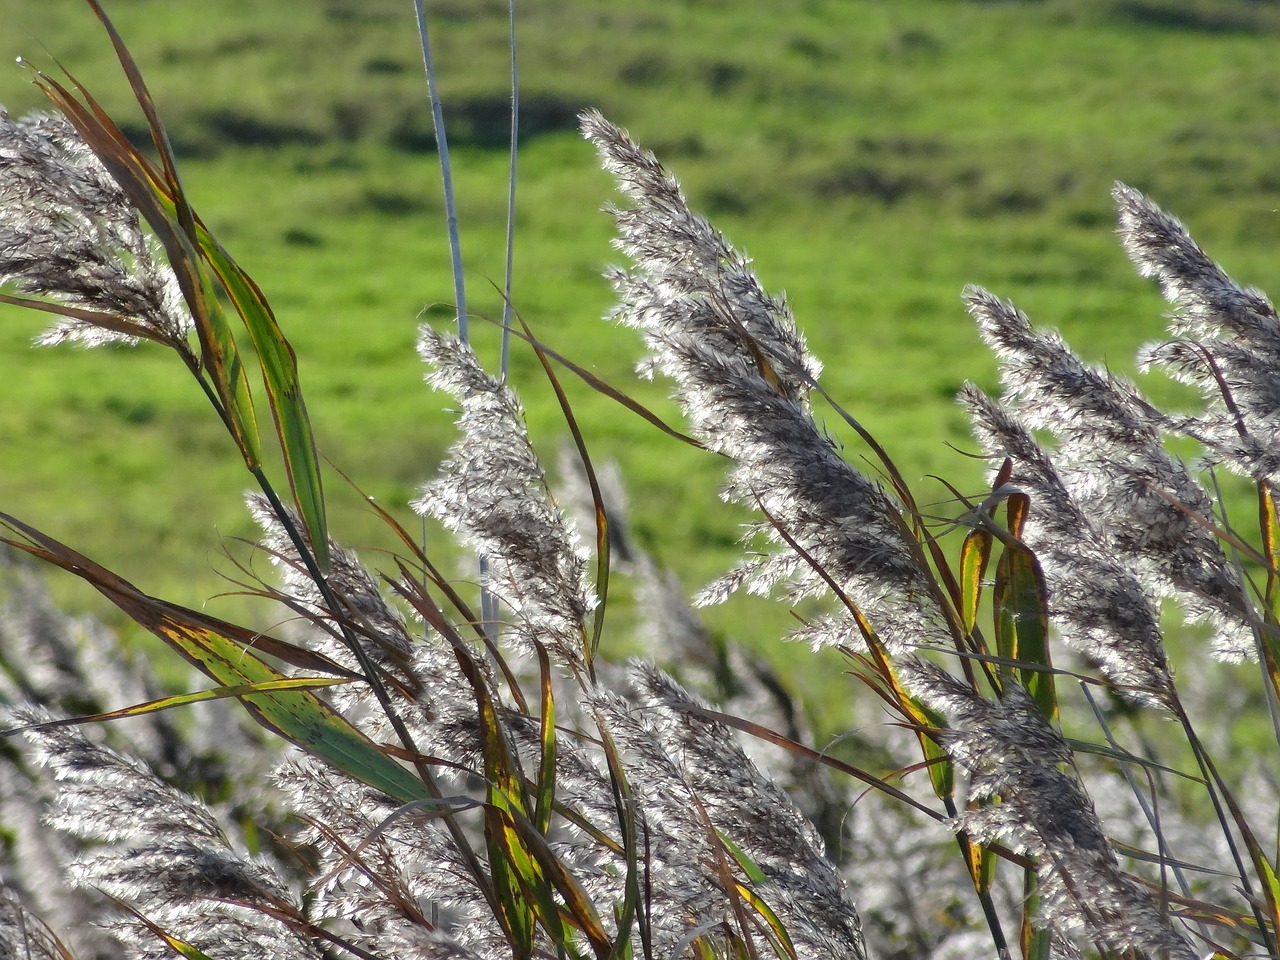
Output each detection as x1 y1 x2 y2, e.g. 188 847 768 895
32 9 325 563
27 63 264 471
0 514 426 805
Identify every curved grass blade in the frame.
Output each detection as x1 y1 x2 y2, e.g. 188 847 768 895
412 586 544 955
487 811 537 959
106 898 217 960
491 798 605 959
33 9 325 563
731 882 796 960
967 833 998 905
918 704 955 801
0 514 426 805
477 681 536 956
1256 485 1280 700
515 309 608 664
82 0 187 216
26 64 264 470
2 676 351 735
471 657 609 955
490 319 707 451
532 640 558 834
695 797 760 960
715 832 796 958
993 493 1056 722
960 527 992 635
679 702 948 823
0 292 169 345
501 802 614 958
187 252 264 469
197 232 329 571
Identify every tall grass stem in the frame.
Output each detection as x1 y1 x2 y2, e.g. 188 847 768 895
501 0 518 380
411 0 466 342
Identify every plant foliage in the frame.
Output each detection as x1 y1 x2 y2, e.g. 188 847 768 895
0 4 1277 960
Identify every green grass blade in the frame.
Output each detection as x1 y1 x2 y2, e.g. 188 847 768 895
918 702 955 801
0 515 426 805
1255 485 1280 701
501 804 613 957
455 634 540 956
32 14 321 540
197 234 329 571
731 882 796 960
718 832 767 887
487 817 537 959
994 542 1055 717
532 641 558 834
478 684 536 957
993 493 1057 722
29 66 264 469
967 837 997 899
960 528 991 635
192 250 265 468
719 829 808 955
1020 872 1051 960
4 677 351 732
1257 851 1280 944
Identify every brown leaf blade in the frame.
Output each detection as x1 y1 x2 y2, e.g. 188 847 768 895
0 514 425 805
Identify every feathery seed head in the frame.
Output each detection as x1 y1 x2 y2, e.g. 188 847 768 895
965 281 1253 661
961 385 1178 707
1118 183 1280 502
630 664 867 956
1114 182 1280 352
0 109 192 351
18 711 314 958
586 110 950 654
904 661 1197 960
414 326 598 670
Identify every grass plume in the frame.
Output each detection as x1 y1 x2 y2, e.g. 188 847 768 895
0 6 1277 960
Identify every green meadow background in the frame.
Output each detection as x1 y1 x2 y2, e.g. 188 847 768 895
2 0 1279 708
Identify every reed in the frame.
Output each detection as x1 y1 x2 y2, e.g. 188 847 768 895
0 4 1275 960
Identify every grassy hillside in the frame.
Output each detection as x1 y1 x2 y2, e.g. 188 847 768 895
2 0 1279 688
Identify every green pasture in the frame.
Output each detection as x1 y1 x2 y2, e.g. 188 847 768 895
1 0 1278 720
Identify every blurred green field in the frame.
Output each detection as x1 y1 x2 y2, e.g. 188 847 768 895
2 0 1280 717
